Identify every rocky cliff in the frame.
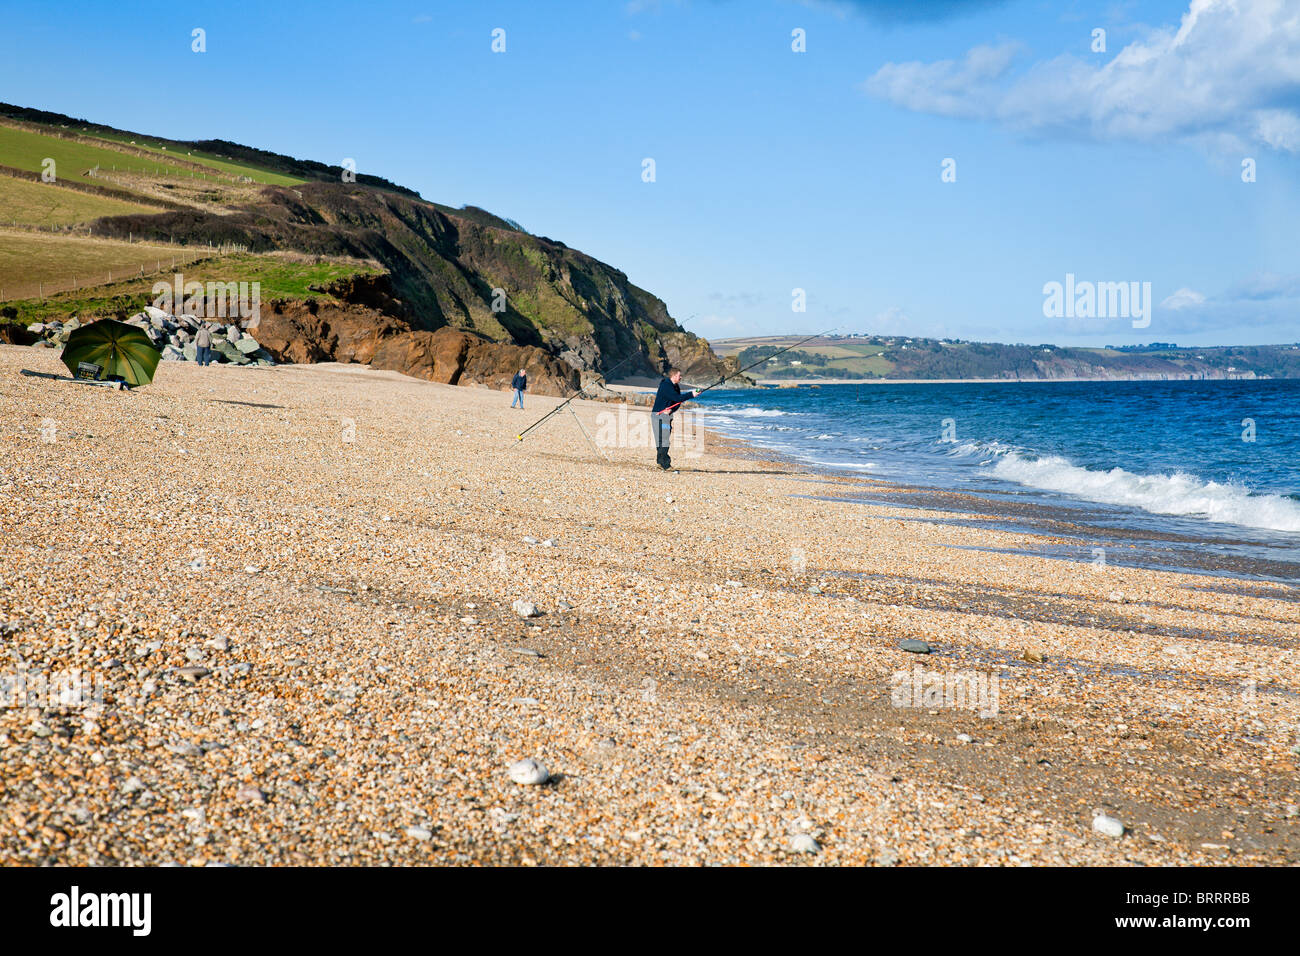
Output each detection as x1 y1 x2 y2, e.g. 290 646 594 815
92 183 743 395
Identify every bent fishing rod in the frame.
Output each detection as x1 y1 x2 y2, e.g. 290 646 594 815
658 327 838 415
513 350 641 444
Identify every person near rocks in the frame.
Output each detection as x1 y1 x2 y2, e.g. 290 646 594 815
195 324 214 367
510 369 527 408
651 367 699 470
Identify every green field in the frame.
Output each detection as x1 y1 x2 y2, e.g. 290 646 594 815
90 130 306 186
0 124 193 186
1 250 382 326
0 174 156 226
177 253 382 299
0 229 215 299
712 335 895 377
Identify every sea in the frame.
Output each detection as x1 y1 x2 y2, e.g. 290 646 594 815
696 379 1300 584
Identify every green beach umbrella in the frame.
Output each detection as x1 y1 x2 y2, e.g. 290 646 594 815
60 319 161 387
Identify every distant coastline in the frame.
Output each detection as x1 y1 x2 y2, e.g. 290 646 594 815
748 374 1291 386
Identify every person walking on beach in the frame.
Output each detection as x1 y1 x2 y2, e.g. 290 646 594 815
652 367 699 470
510 368 527 408
195 324 214 367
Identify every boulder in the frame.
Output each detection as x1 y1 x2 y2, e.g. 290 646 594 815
253 302 408 365
161 345 185 361
235 336 261 355
218 342 250 364
0 324 38 346
369 327 580 397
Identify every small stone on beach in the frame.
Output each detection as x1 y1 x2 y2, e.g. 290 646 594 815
1092 813 1125 838
789 833 820 854
508 758 550 785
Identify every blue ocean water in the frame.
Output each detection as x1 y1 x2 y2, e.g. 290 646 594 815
697 379 1300 548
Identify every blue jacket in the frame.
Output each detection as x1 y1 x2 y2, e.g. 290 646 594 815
652 377 696 415
511 373 527 391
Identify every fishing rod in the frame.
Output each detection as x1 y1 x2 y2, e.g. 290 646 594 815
513 350 641 444
658 327 838 415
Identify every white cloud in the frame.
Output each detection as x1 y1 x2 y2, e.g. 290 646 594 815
1161 287 1206 310
690 313 744 336
863 0 1300 153
1223 271 1300 300
708 291 766 309
864 42 1020 116
1065 272 1300 336
871 305 914 332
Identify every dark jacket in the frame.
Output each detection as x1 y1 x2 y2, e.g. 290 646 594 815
652 377 696 415
511 373 527 391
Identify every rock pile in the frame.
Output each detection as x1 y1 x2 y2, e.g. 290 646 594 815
26 307 276 367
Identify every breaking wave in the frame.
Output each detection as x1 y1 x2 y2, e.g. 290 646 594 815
986 451 1300 533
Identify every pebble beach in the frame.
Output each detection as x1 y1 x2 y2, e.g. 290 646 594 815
2 343 1297 866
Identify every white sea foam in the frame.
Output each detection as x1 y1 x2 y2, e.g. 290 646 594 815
809 459 874 470
708 406 791 418
988 453 1300 533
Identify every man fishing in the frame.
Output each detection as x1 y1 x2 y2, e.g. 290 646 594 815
651 368 699 470
512 331 831 460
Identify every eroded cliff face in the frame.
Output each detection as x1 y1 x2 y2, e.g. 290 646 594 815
658 331 744 384
95 182 741 391
369 328 580 395
253 298 580 397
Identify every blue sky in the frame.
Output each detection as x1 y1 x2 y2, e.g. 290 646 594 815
2 0 1298 346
